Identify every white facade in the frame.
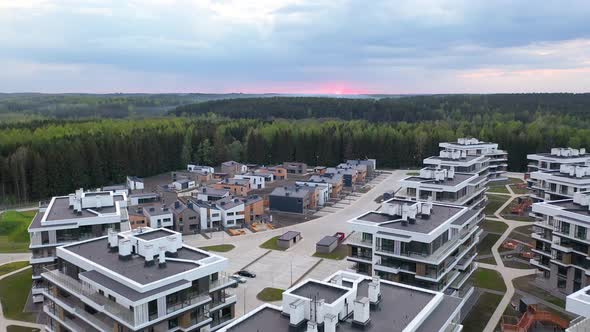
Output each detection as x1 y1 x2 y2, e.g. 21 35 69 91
295 181 330 206
126 176 144 190
529 164 590 201
187 164 215 174
234 174 266 189
172 179 196 191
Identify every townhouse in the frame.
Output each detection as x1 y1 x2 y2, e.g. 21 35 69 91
221 161 247 176
41 227 237 332
196 187 230 202
213 178 251 196
240 195 264 224
347 198 482 292
28 189 130 302
142 203 174 229
326 168 357 187
346 159 377 177
190 196 245 230
282 162 307 175
171 200 200 234
307 173 344 199
234 173 266 190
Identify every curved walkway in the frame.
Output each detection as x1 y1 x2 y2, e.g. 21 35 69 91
0 264 44 332
482 180 538 332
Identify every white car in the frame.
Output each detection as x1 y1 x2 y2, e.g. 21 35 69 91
230 274 247 284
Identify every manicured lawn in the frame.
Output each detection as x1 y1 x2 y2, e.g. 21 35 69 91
503 259 532 269
406 171 419 176
0 261 30 277
477 233 501 257
259 236 287 251
478 256 497 265
470 268 506 293
462 292 503 332
313 245 347 260
484 194 509 215
480 219 508 234
488 184 510 194
509 184 528 195
199 244 235 252
0 210 37 253
501 198 535 222
0 267 35 322
506 225 533 244
513 276 566 308
7 326 40 332
256 287 285 302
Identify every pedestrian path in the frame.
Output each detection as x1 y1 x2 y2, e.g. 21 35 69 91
0 264 44 332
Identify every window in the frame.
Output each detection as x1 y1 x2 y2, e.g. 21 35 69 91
148 300 158 320
576 226 587 240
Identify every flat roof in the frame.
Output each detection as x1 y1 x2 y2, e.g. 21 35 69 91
45 197 118 221
546 200 590 217
290 281 347 304
279 231 301 241
414 295 462 332
63 238 201 285
317 235 338 247
425 154 482 162
451 209 479 226
134 229 176 241
404 172 475 186
270 186 312 198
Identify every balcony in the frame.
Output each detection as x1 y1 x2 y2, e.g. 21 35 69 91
530 258 550 271
44 289 114 332
42 267 136 327
347 233 373 248
210 273 237 291
166 291 211 315
210 293 237 312
532 232 552 243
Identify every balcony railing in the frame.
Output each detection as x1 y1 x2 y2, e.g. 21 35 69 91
42 267 136 327
166 291 210 314
210 273 237 291
347 233 373 247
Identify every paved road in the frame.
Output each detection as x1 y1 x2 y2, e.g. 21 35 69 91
0 264 43 332
184 170 406 315
482 179 538 332
0 253 31 266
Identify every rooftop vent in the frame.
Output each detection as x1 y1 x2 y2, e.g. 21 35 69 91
158 246 166 268
368 276 381 304
352 297 370 326
107 229 118 251
143 244 155 266
118 239 132 260
289 299 305 327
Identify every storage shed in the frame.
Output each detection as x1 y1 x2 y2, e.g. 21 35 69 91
316 235 339 254
277 231 302 249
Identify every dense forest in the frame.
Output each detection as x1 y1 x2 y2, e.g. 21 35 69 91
172 94 590 123
1 109 589 205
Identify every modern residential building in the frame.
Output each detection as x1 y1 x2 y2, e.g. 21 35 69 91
295 180 330 206
213 178 252 196
269 185 318 214
41 227 237 332
172 170 213 184
187 164 215 174
346 198 482 292
529 164 590 201
190 196 245 230
240 195 264 224
142 203 174 229
527 148 589 174
566 284 590 331
219 270 469 332
196 187 230 202
172 178 197 191
221 161 247 176
326 167 357 187
250 169 275 183
338 163 367 183
234 173 266 189
262 165 287 180
435 137 508 182
171 200 200 234
397 167 487 213
128 192 160 206
308 173 344 198
28 189 130 302
346 159 377 177
283 162 307 175
126 176 144 191
530 191 590 294
128 208 148 230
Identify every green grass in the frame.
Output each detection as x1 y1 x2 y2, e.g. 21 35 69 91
406 171 419 176
506 225 533 244
256 287 285 302
503 259 532 269
0 261 30 277
0 267 35 322
477 233 501 257
488 185 510 194
0 210 37 253
462 292 503 332
470 268 506 292
480 219 508 234
259 236 287 251
7 326 40 332
313 245 348 260
509 184 528 195
199 244 235 252
513 276 566 308
477 256 497 265
501 199 535 222
484 194 509 215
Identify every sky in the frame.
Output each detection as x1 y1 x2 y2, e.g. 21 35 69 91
1 0 590 94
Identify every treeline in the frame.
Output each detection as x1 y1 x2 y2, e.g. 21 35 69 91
172 94 590 123
1 116 589 205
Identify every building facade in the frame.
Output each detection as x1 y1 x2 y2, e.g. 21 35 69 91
529 164 590 201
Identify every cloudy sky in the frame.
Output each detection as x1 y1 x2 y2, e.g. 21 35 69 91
1 0 590 94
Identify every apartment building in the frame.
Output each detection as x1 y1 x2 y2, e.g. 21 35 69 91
213 178 251 196
28 189 130 302
528 148 589 174
566 284 590 331
41 227 237 332
347 198 482 292
398 167 487 212
530 192 590 294
220 270 469 332
529 164 590 201
426 137 508 182
190 196 245 230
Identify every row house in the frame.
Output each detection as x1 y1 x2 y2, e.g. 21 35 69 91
213 178 252 196
221 161 248 176
190 196 246 230
282 162 308 175
307 173 344 198
269 185 319 214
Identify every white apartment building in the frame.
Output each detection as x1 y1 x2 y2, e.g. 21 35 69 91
41 227 237 332
529 164 590 201
28 189 130 302
530 192 590 294
398 167 488 212
220 270 470 332
528 148 589 173
566 284 590 331
191 196 245 230
428 137 508 182
346 198 482 292
234 174 266 190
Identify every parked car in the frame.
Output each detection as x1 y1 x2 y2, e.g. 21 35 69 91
237 270 256 278
230 275 247 284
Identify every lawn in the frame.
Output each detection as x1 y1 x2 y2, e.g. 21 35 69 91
477 233 501 257
513 276 566 308
488 184 510 194
406 171 419 176
506 225 533 244
484 194 509 216
256 287 285 302
7 326 40 332
509 184 528 195
503 259 532 269
501 199 535 222
313 245 348 260
478 256 497 265
259 236 287 251
199 244 235 252
470 268 506 293
480 219 508 234
0 267 35 322
0 261 30 277
462 292 503 332
0 210 37 253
